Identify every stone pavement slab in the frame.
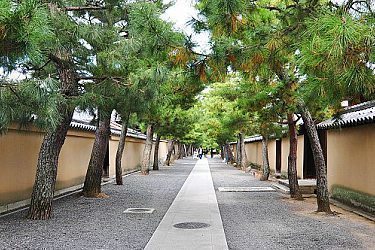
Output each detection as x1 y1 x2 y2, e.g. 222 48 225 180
145 158 228 250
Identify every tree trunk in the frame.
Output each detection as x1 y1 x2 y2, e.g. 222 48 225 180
236 135 241 167
82 114 111 197
220 145 225 159
115 113 130 185
180 143 184 159
287 113 303 200
27 109 74 220
27 52 78 220
240 133 248 170
300 104 332 213
260 136 270 181
225 143 234 163
153 134 161 170
165 139 174 166
141 124 154 175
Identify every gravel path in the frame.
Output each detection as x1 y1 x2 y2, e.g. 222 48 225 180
0 160 195 250
209 157 375 250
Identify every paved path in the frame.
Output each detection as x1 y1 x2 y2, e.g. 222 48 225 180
145 158 228 250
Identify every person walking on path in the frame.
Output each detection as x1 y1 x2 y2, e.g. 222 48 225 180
198 147 203 159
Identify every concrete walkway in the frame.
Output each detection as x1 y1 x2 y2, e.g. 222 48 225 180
145 158 228 250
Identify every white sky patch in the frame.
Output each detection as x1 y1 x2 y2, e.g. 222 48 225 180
162 0 211 54
0 68 29 81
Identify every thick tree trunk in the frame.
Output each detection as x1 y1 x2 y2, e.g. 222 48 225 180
225 143 234 163
115 113 130 185
165 139 174 166
153 134 161 170
287 113 303 200
28 52 78 220
260 136 270 181
220 145 225 159
141 124 154 175
300 104 332 213
28 109 74 220
177 142 183 159
82 114 111 197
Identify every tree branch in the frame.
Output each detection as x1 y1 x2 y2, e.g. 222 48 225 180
61 6 106 11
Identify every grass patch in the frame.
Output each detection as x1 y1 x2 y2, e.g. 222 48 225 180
331 185 375 215
280 172 288 179
248 162 261 170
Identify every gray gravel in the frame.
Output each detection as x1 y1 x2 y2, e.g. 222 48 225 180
209 158 375 250
1 158 373 250
0 160 195 250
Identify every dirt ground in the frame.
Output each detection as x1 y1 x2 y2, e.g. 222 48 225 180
283 196 375 249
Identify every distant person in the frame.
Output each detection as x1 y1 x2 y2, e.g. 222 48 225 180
198 147 203 159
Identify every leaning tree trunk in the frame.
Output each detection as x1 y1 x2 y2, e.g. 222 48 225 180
153 134 161 170
165 139 174 166
300 104 332 213
239 133 248 170
28 52 78 220
82 114 111 197
287 113 303 200
260 136 270 181
28 109 74 220
141 124 154 175
115 113 130 185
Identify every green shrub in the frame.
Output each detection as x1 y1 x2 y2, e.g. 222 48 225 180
248 162 261 170
280 172 288 179
331 185 375 215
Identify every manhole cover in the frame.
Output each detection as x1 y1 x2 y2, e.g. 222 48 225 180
173 222 210 229
218 187 275 192
123 208 155 214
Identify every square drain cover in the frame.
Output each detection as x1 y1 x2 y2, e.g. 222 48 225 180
123 208 155 214
218 187 275 192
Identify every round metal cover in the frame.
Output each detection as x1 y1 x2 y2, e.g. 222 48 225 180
173 222 210 229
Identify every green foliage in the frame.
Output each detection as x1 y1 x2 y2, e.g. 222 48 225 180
0 78 62 133
0 0 54 70
331 185 375 215
298 8 375 103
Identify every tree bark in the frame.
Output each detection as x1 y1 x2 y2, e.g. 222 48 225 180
28 51 78 220
240 133 248 170
82 114 111 197
236 135 241 167
300 104 332 213
287 113 303 200
27 109 74 220
141 124 154 175
220 145 225 159
153 134 161 170
177 142 184 159
225 143 234 163
115 113 130 185
165 139 174 166
260 136 270 181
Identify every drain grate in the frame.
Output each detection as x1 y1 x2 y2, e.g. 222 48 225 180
123 208 155 214
173 222 210 229
218 187 275 192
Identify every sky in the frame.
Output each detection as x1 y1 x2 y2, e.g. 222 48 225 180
163 0 210 54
